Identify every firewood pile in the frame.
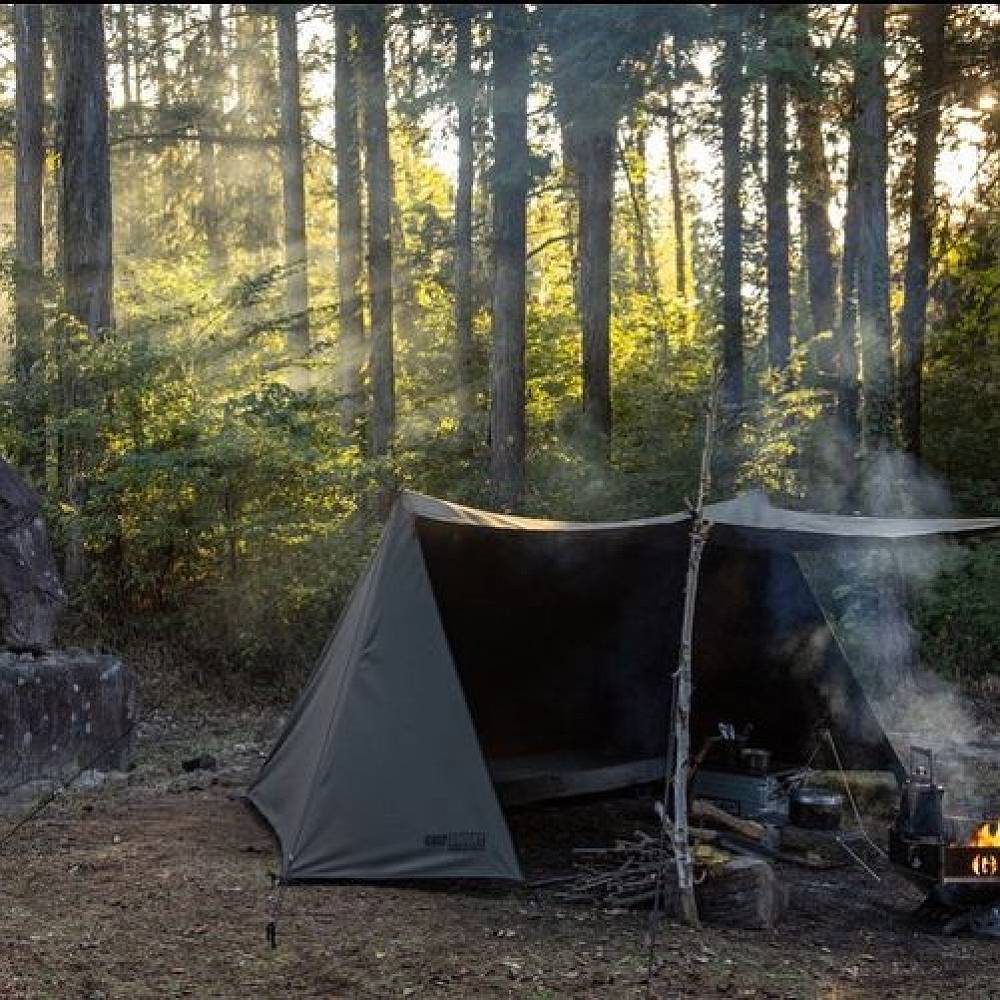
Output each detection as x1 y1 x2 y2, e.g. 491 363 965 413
551 830 680 908
545 805 789 928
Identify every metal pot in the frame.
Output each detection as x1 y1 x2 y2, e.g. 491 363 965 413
790 786 844 830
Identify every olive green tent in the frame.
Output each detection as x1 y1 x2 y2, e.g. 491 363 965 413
248 492 1000 882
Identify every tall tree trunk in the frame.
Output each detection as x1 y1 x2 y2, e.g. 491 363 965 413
151 3 173 213
54 4 113 586
626 117 651 290
559 118 581 316
359 4 395 460
578 126 615 453
665 89 687 300
390 178 418 348
335 6 365 437
765 5 792 372
855 4 895 454
454 5 476 434
899 4 949 458
838 127 862 448
117 3 138 254
119 4 131 112
56 5 113 338
545 9 622 457
797 108 838 339
14 3 45 478
550 75 615 454
719 7 747 412
277 4 310 367
791 5 837 344
200 4 225 266
489 4 529 511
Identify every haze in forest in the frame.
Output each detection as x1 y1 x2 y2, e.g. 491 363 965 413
0 3 997 684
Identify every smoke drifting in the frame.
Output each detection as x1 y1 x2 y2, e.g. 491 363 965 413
796 449 996 817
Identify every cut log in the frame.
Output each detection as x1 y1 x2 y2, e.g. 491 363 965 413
691 798 768 843
695 856 788 930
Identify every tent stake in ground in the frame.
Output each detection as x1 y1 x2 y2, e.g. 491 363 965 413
669 377 720 927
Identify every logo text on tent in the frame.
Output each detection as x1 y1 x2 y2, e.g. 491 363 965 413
424 831 487 852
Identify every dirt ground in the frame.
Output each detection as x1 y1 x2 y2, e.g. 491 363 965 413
2 711 1000 1000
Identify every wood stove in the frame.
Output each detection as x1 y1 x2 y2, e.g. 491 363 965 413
889 747 1000 905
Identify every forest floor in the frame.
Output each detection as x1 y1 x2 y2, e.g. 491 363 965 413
2 707 1000 999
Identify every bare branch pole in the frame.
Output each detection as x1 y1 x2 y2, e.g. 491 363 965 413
667 372 721 927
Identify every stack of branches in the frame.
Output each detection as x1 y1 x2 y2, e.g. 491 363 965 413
551 828 733 909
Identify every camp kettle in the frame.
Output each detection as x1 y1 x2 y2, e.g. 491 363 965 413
893 746 945 840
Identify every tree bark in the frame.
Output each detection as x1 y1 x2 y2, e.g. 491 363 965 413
489 4 529 511
899 4 949 458
56 5 113 338
150 2 175 213
695 857 788 930
790 5 838 345
200 4 225 266
454 6 476 434
14 3 45 477
665 89 687 300
855 4 895 454
548 27 617 456
117 3 139 254
719 6 747 412
559 118 581 317
335 5 366 436
277 4 310 367
765 5 792 372
838 126 862 448
359 4 395 460
54 4 113 586
578 128 615 453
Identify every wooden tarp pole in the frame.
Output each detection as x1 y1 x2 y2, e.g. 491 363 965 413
668 376 720 927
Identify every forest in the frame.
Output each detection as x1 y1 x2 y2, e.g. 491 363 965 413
1 3 998 688
3 5 1000 996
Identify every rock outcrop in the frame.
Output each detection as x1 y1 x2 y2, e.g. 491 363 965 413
0 651 136 791
0 459 135 793
0 459 66 649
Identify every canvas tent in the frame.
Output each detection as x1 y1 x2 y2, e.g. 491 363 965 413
248 491 1000 883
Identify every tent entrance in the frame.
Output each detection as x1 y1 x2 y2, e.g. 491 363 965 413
417 516 687 805
249 493 996 882
417 516 898 807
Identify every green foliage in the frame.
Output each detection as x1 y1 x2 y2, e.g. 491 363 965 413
1 4 996 695
913 542 1000 684
2 259 380 683
923 223 1000 513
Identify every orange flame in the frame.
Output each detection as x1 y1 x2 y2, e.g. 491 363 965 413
969 821 1000 848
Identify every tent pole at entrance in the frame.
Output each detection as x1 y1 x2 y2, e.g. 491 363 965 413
669 375 721 927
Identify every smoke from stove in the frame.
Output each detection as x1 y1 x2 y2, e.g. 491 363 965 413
791 448 995 813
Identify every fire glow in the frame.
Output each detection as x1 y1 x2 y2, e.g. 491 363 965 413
968 821 1000 848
